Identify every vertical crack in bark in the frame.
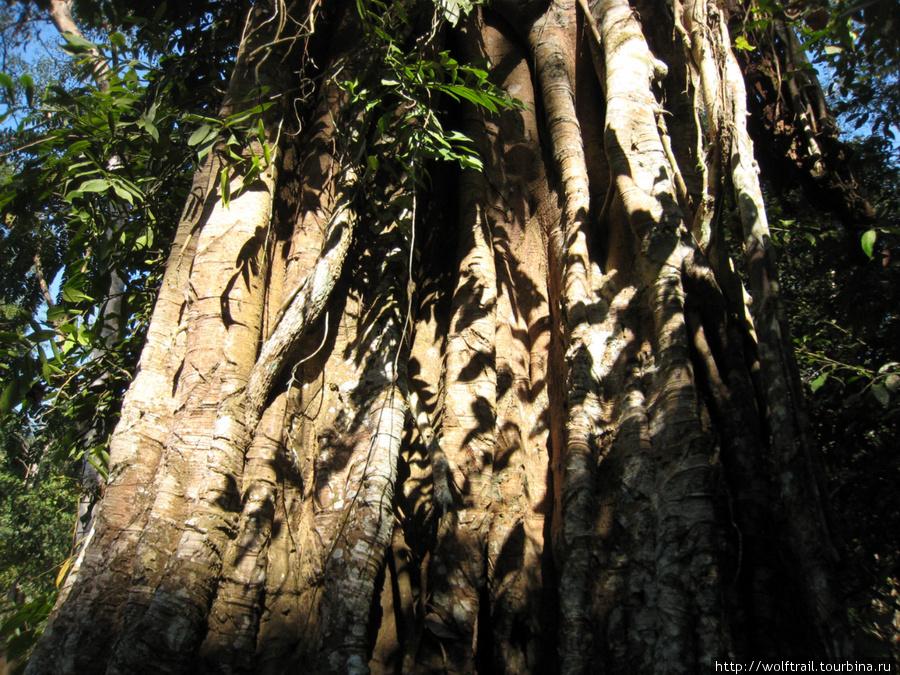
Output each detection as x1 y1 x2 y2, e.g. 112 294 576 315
419 161 497 671
683 249 790 658
594 0 729 666
33 6 298 672
454 15 559 671
108 167 274 675
678 0 726 252
244 176 357 430
287 186 411 672
199 392 286 671
311 375 408 674
529 0 608 667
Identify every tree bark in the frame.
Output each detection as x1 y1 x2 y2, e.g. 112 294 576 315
28 0 850 672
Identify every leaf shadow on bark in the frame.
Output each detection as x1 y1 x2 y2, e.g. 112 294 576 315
221 225 266 329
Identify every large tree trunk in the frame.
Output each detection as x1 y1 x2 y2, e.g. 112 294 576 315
28 0 849 671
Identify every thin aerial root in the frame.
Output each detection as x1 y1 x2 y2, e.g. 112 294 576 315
244 172 358 429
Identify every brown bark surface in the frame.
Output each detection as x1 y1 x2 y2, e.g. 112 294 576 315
27 0 849 672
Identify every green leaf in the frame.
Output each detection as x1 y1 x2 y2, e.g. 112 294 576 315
871 386 890 407
66 140 92 156
25 330 57 343
861 229 877 258
61 32 97 53
87 449 110 479
733 36 756 51
392 0 409 24
456 154 483 170
138 116 160 142
810 372 828 392
62 285 94 303
443 84 498 113
0 72 14 94
197 136 217 163
0 381 21 415
19 73 35 107
42 360 64 380
188 124 215 147
79 178 111 193
135 229 154 249
153 2 169 22
74 326 92 347
46 306 68 323
112 183 135 204
220 167 231 206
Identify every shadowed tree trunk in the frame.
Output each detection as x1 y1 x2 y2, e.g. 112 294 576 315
27 0 851 671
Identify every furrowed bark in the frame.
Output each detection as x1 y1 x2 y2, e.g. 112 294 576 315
279 191 411 671
108 175 273 673
309 373 408 674
244 179 357 428
104 4 310 661
29 4 291 672
679 0 727 251
527 1 608 667
479 17 556 671
417 164 497 672
27 132 216 675
199 392 286 671
592 0 729 668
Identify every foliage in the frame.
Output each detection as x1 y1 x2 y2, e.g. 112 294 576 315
1 49 184 471
0 2 244 468
0 414 76 672
340 0 520 189
808 0 900 143
1 0 897 665
773 134 899 419
0 0 517 453
0 0 519 638
762 133 900 659
0 595 54 673
0 415 77 598
736 0 899 143
185 95 276 207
